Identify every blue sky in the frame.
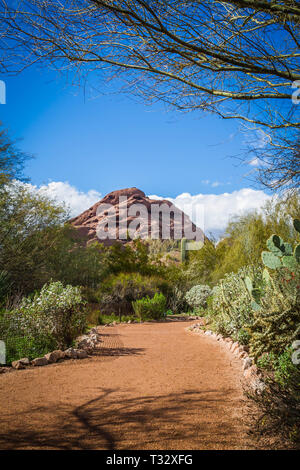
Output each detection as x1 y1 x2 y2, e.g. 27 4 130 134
1 67 257 194
0 67 270 235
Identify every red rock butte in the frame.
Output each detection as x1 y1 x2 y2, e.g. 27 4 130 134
70 187 204 246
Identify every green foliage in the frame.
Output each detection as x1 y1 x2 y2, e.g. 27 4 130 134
104 239 162 277
0 271 11 305
147 239 179 256
167 286 187 314
132 293 166 320
97 313 137 325
96 272 164 316
248 350 300 446
236 328 251 346
245 220 300 360
5 335 56 364
189 195 300 284
0 282 87 361
261 221 300 272
210 266 262 337
0 124 30 184
249 267 300 359
262 250 283 269
185 284 212 310
165 309 174 316
293 219 300 234
181 238 187 262
0 182 69 294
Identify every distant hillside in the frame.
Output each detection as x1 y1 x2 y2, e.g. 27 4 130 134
70 187 204 246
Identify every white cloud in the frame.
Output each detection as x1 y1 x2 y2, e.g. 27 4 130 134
19 181 102 217
149 188 271 237
200 179 230 187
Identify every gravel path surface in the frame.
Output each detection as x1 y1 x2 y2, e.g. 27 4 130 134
0 321 255 449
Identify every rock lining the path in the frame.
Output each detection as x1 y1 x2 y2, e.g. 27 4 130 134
7 327 102 372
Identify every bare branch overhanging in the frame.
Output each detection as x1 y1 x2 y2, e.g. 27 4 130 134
0 0 299 189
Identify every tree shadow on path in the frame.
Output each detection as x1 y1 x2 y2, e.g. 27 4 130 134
0 388 251 449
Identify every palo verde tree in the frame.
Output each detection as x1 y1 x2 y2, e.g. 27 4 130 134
0 1 299 189
0 123 30 184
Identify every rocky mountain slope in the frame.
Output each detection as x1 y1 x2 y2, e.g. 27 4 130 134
70 187 204 245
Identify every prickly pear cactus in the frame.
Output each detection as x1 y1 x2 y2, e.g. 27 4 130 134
262 219 300 271
262 251 282 269
244 275 262 311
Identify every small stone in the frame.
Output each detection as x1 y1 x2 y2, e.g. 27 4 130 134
243 357 253 370
75 349 88 359
252 379 265 393
244 365 258 381
239 351 248 360
231 342 239 353
12 360 25 370
44 350 65 363
31 357 48 367
64 348 78 359
90 333 99 342
19 357 30 365
12 358 30 369
204 330 212 336
0 367 10 374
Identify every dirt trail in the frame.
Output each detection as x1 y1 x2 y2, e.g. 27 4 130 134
0 321 256 449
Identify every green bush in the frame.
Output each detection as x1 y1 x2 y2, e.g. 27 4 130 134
185 284 212 310
5 335 56 364
235 328 251 345
132 293 166 320
96 272 165 316
249 349 300 446
0 281 87 363
97 313 137 325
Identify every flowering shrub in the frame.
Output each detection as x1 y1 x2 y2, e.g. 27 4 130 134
1 282 87 359
185 284 212 310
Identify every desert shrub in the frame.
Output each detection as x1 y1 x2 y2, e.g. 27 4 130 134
167 286 187 314
4 335 56 364
0 282 87 362
235 328 251 345
185 284 212 310
165 309 174 316
0 271 11 306
97 313 137 325
96 272 170 316
132 293 166 320
147 239 179 256
249 266 300 360
210 266 262 337
248 349 300 447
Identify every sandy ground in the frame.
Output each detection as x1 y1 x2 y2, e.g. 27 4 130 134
0 321 256 450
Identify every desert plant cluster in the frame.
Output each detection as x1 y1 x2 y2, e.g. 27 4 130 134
0 129 299 447
203 220 300 446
